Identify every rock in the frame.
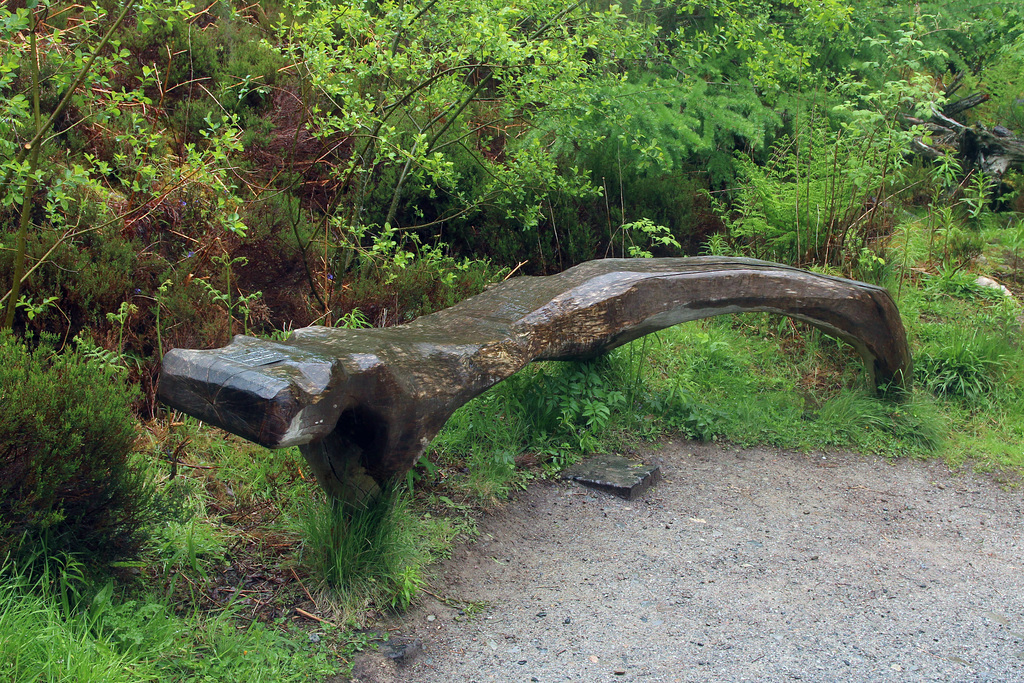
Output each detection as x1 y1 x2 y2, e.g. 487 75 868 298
561 453 661 500
975 275 1013 298
344 653 398 683
381 636 422 666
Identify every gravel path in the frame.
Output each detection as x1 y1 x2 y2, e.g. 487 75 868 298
348 439 1024 682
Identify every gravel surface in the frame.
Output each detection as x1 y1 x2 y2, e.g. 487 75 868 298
347 439 1024 682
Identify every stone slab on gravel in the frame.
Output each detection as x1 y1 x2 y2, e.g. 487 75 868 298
351 439 1024 683
561 453 662 500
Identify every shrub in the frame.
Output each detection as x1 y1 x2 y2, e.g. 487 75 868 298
0 332 155 565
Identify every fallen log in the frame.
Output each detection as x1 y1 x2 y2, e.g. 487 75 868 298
905 101 1024 178
942 93 989 119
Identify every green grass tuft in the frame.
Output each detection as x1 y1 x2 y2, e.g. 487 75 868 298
295 486 428 616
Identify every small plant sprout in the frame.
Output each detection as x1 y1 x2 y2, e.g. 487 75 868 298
620 219 680 258
154 279 173 359
106 301 138 356
15 295 59 321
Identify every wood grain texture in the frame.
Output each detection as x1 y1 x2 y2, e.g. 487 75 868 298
158 257 911 500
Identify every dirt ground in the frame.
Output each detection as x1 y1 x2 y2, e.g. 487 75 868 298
347 439 1024 683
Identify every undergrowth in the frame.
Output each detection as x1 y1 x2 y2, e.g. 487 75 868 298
6 157 1023 683
0 553 337 682
428 312 955 505
427 204 1024 500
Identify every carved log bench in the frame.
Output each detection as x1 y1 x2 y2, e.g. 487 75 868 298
158 257 911 503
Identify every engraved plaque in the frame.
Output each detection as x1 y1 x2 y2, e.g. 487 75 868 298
220 347 289 367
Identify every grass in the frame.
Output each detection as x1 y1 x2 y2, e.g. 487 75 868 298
0 418 445 682
295 486 428 619
0 555 337 682
0 401 486 682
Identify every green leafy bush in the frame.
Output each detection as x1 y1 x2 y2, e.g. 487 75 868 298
334 240 502 325
516 360 630 453
0 332 155 564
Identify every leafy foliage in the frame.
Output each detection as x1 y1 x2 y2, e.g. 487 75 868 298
719 113 909 270
275 0 657 268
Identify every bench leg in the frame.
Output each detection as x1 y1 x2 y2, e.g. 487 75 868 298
299 431 382 507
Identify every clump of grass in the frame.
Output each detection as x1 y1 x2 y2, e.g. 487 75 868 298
0 555 146 682
916 329 1009 400
296 486 427 618
885 393 946 452
808 389 945 454
923 267 1012 303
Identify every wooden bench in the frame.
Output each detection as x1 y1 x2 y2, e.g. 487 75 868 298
158 257 911 503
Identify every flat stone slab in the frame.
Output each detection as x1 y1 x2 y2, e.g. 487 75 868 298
561 453 662 500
